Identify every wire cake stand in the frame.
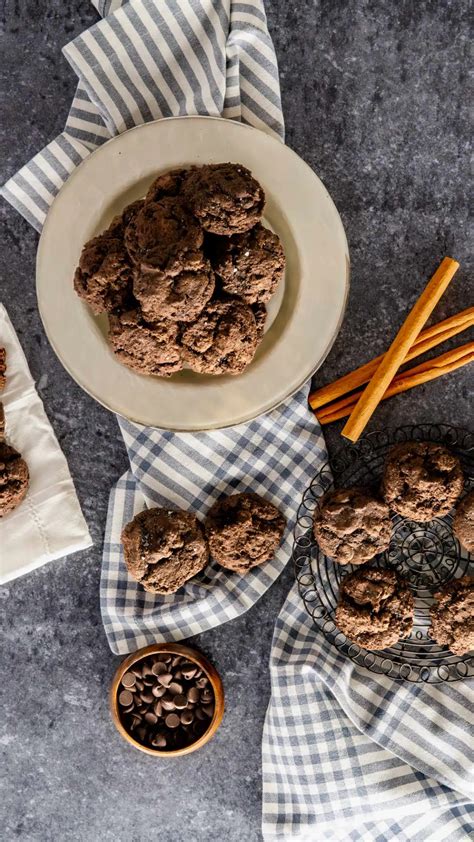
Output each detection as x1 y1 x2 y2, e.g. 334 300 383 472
293 424 474 683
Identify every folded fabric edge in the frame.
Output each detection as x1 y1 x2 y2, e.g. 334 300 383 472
0 533 93 586
1 131 98 233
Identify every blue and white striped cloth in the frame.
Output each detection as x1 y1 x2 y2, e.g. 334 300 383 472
2 2 472 839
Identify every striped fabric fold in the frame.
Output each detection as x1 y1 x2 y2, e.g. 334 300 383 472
1 0 283 231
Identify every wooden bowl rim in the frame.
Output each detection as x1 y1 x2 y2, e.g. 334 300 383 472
110 642 225 757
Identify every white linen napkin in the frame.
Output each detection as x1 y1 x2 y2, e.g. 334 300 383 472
0 305 92 583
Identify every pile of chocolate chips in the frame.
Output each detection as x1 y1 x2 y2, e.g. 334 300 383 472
118 653 215 751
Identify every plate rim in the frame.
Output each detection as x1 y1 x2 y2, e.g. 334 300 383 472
36 115 350 431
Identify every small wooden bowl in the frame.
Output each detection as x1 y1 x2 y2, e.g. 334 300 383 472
110 642 224 757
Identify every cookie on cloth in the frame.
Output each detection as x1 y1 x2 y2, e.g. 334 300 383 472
0 442 29 517
122 508 209 594
205 492 286 574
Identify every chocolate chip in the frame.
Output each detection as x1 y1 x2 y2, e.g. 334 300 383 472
135 679 145 692
151 661 168 676
121 672 136 689
140 692 154 704
154 701 163 717
202 703 214 717
201 689 213 703
171 656 182 669
187 687 200 704
181 663 197 680
161 694 176 712
168 681 183 695
157 672 173 687
173 694 188 710
152 684 166 699
118 690 134 707
145 712 158 725
152 733 167 748
195 706 207 720
180 710 194 725
195 676 208 689
165 713 180 729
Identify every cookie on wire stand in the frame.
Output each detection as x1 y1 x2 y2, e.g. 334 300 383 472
293 424 474 684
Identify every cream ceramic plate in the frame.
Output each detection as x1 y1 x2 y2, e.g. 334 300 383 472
36 116 349 430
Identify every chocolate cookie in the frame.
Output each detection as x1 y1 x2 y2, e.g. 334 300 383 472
183 163 265 235
211 223 285 304
108 309 182 377
127 196 203 273
452 491 474 554
313 488 392 565
134 259 215 323
121 507 209 594
205 492 286 574
430 576 474 655
382 442 464 521
0 442 29 517
179 296 259 375
336 566 414 650
0 348 6 392
144 167 194 205
74 215 134 315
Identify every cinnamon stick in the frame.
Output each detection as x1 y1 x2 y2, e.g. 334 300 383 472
309 307 474 410
316 342 474 425
341 257 460 442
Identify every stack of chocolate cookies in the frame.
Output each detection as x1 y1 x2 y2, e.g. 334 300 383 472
74 163 285 378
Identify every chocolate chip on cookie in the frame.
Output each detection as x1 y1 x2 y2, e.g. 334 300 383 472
134 259 215 323
382 442 464 522
121 508 209 594
313 487 392 565
336 566 414 650
205 492 286 574
0 442 29 517
74 214 134 315
183 163 265 235
452 491 474 554
179 296 259 375
211 223 285 304
108 308 182 377
430 576 474 655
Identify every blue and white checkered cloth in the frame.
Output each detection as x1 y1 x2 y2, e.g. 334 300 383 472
2 2 473 839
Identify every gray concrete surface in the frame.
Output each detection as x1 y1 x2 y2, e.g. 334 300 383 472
1 1 472 840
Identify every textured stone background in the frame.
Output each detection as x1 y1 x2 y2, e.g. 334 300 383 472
1 1 472 840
